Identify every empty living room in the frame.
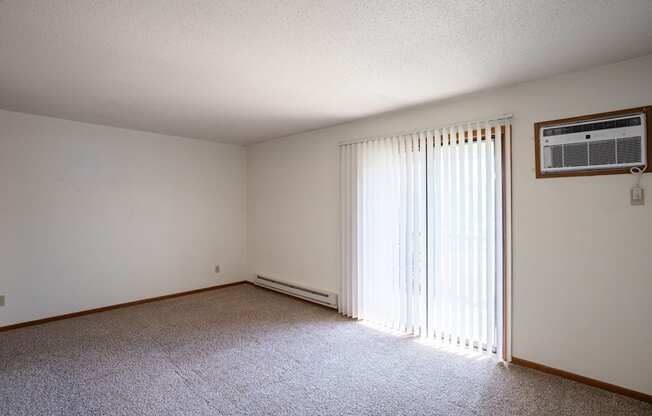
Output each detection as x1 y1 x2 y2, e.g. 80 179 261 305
1 1 651 415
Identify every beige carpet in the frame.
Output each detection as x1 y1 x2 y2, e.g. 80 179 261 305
1 283 650 415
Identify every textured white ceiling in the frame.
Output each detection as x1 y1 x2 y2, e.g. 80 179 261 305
1 1 651 145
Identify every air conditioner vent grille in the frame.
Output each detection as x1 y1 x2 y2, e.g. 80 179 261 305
547 145 563 168
588 139 616 166
543 116 641 137
617 136 642 164
563 142 588 167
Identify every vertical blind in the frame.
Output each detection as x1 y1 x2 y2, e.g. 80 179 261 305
339 119 509 358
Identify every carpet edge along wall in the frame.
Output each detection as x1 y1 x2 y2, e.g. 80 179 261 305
0 281 248 332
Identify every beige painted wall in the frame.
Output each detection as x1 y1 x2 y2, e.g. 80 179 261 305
247 54 652 394
0 110 247 326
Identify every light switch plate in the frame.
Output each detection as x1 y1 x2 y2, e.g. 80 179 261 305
215 265 220 274
631 186 645 206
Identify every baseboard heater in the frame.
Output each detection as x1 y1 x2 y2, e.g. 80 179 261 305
254 275 338 309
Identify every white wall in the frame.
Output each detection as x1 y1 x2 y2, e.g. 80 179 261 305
0 110 247 326
247 54 652 394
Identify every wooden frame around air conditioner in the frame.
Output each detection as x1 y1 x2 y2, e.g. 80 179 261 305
534 106 651 178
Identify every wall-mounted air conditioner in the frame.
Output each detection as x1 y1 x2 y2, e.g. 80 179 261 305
535 107 650 178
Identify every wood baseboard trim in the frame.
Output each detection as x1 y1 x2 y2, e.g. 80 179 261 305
0 281 247 332
511 356 652 404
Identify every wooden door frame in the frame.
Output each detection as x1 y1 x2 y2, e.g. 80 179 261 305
501 124 513 362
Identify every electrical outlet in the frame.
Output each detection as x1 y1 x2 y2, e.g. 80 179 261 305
631 186 645 206
214 265 220 274
0 295 5 306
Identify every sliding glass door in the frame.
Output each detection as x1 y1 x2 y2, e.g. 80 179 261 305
426 125 504 356
339 135 427 334
340 120 509 358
